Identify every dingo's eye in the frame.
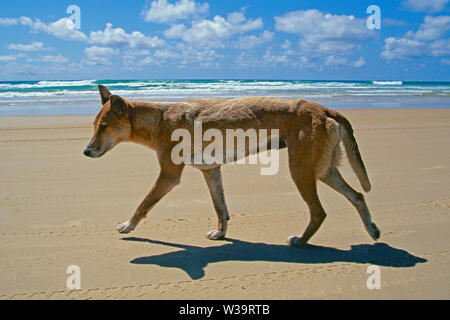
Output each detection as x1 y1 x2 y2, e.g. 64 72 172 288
98 124 107 131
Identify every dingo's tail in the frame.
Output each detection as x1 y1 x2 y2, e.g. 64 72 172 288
327 110 371 192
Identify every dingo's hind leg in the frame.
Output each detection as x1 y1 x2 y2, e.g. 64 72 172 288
202 167 230 240
287 150 327 247
320 166 380 240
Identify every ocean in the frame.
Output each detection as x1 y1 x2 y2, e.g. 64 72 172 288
0 79 449 115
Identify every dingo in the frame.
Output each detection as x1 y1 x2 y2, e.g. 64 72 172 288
84 85 380 246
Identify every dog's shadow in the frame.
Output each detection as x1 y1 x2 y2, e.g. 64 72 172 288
123 237 427 280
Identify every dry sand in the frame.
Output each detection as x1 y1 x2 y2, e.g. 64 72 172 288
0 108 449 300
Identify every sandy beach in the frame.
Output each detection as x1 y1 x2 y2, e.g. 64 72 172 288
0 107 449 300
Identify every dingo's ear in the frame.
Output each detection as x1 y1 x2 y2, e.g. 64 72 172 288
98 85 112 105
110 95 128 117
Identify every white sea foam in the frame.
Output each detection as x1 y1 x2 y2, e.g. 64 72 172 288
0 80 96 89
372 81 403 86
0 80 448 104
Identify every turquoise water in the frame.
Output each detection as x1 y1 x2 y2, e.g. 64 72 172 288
0 79 449 115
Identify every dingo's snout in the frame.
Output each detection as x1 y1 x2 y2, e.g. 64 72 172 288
83 146 93 158
83 144 104 158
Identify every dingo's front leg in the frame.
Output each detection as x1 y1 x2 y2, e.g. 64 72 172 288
117 162 184 234
202 167 230 240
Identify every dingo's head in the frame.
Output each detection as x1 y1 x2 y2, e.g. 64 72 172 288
83 85 132 158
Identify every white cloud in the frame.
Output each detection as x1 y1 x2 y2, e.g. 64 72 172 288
0 18 19 26
7 41 50 52
292 56 316 69
263 50 290 66
164 11 263 48
123 45 217 68
234 52 258 68
123 49 151 57
84 46 119 65
122 50 154 70
281 40 292 50
154 49 179 59
382 37 426 60
174 43 221 67
323 55 366 68
89 23 165 49
39 54 68 64
0 16 88 41
324 55 348 67
140 56 154 65
236 41 302 69
1 16 165 51
353 56 366 67
275 9 373 55
143 0 209 23
26 17 88 42
404 0 449 13
85 46 118 56
0 53 27 64
0 55 17 62
235 31 274 49
412 15 450 41
122 50 152 67
382 15 450 60
429 38 450 56
164 24 187 38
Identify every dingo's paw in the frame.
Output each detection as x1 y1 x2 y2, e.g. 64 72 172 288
367 222 380 241
288 236 308 247
206 230 226 240
116 221 136 234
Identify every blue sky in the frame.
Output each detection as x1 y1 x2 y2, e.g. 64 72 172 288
0 0 449 81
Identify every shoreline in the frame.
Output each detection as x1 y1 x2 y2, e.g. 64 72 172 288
0 95 450 117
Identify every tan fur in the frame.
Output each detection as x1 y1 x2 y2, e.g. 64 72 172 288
84 85 379 245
